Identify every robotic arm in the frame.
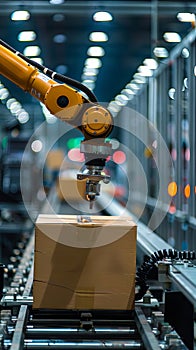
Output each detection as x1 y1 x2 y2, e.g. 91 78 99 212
0 39 113 208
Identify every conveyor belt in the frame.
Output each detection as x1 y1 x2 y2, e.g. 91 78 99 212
1 190 194 349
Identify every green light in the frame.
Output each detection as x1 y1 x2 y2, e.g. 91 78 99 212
67 137 83 150
2 136 7 150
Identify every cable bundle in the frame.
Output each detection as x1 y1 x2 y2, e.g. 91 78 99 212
135 249 196 301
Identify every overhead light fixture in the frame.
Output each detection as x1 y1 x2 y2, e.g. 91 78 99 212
181 48 190 58
18 31 36 42
133 74 146 84
6 98 16 109
11 10 30 21
17 111 30 124
0 87 9 100
82 80 95 90
128 82 140 91
107 101 121 114
84 57 102 68
143 58 158 69
31 57 44 65
53 34 67 43
121 88 135 98
153 47 169 58
138 65 153 77
168 88 176 100
81 74 97 81
83 67 98 76
93 11 113 22
23 46 41 57
49 0 64 4
89 32 108 42
31 140 43 153
177 12 195 22
163 32 181 43
87 46 105 57
10 101 22 114
115 94 129 106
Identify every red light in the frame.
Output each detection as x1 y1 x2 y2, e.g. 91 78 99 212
169 203 176 214
67 148 85 162
113 151 126 164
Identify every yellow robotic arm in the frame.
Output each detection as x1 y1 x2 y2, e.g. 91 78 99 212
0 39 113 207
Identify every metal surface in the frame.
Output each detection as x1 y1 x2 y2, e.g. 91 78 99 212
169 264 196 308
10 305 28 350
135 307 160 350
23 340 143 349
1 1 196 15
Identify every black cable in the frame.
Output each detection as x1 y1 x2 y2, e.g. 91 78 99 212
0 39 98 103
135 249 196 301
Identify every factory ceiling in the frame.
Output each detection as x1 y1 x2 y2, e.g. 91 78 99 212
0 1 196 118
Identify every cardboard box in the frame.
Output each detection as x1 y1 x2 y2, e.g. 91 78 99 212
33 215 137 310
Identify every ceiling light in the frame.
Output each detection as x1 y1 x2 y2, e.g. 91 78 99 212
53 34 66 43
31 140 43 153
107 101 121 113
6 98 16 109
18 31 36 42
81 74 97 81
82 70 97 77
163 32 181 43
49 0 64 4
115 94 129 106
0 88 9 100
143 58 158 69
93 11 113 22
153 47 169 58
168 88 175 100
83 67 98 75
23 46 41 57
121 89 135 99
82 80 95 90
84 58 102 68
128 82 140 90
17 111 30 124
181 48 189 58
31 57 44 65
11 10 30 21
177 12 195 22
87 46 105 57
138 66 153 77
10 101 22 114
89 32 108 42
133 74 146 84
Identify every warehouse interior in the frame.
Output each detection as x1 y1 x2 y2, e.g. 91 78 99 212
0 1 195 349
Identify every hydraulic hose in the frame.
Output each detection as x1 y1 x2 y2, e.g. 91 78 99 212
0 39 98 103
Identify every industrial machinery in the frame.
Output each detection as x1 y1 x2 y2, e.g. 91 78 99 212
0 195 195 349
0 39 113 208
0 39 196 349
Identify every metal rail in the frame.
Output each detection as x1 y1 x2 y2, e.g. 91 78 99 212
98 194 196 308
